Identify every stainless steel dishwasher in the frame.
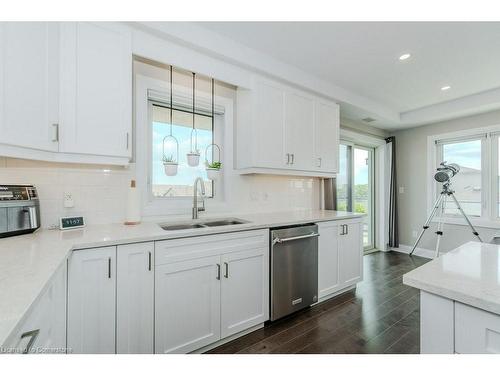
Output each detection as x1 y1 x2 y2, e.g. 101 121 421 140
270 224 319 321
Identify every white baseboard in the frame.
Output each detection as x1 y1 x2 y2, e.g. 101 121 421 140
390 244 435 259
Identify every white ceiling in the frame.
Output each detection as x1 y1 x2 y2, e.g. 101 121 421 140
195 22 500 129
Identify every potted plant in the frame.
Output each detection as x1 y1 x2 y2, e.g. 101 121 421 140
163 155 178 176
186 149 200 167
205 160 222 180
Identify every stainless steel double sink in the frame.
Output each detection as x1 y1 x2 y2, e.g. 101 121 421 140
160 218 249 231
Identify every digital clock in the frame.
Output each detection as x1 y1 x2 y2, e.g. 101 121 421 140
60 216 85 230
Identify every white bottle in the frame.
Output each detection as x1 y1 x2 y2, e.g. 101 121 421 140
124 180 141 225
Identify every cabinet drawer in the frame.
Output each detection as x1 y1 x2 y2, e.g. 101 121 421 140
154 229 268 265
455 302 500 354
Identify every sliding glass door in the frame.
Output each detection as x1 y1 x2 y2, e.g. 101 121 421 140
336 142 375 250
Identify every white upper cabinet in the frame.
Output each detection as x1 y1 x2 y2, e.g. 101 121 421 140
0 22 132 164
59 22 132 158
0 23 59 152
236 76 339 177
284 90 315 170
314 100 339 173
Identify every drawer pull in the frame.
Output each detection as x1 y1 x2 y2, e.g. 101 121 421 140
20 329 40 354
216 264 221 280
224 262 229 278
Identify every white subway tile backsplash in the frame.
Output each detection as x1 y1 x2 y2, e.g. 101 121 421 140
0 157 321 228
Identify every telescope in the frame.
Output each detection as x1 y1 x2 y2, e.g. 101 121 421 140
411 161 482 258
434 162 460 183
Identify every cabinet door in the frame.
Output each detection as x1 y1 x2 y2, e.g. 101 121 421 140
116 242 154 354
254 80 285 168
0 22 59 152
67 246 116 354
284 91 315 170
59 22 132 158
155 256 221 354
220 247 269 338
314 101 339 173
318 221 341 299
3 263 67 354
338 222 363 287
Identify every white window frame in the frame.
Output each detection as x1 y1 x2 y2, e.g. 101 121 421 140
135 74 232 217
427 124 500 229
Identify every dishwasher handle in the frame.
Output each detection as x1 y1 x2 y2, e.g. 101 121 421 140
273 232 319 245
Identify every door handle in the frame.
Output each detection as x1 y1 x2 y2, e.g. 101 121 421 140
108 257 111 279
224 262 229 278
291 153 295 165
286 153 290 165
148 251 152 271
273 232 319 245
340 225 345 235
216 264 221 280
345 224 348 235
52 123 59 142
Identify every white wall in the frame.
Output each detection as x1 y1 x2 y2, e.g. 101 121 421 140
392 108 500 253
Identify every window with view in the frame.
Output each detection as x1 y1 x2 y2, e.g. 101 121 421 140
151 104 214 198
437 138 482 216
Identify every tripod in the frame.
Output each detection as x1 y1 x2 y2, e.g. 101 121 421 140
410 181 483 257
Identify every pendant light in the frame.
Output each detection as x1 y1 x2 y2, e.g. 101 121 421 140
162 65 179 176
205 78 222 180
186 72 201 167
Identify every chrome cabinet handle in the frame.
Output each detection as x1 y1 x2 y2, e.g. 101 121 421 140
291 153 295 165
216 264 221 280
148 251 152 271
20 329 40 354
345 224 348 235
273 232 319 245
224 262 229 278
126 132 129 150
108 257 111 279
340 225 345 235
318 157 322 167
286 153 290 165
52 123 59 142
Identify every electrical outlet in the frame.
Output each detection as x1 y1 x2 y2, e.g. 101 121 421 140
64 192 74 208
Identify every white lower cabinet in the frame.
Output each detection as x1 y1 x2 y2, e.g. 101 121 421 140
3 262 67 354
67 246 116 354
338 220 363 287
220 248 269 338
155 256 222 354
154 230 269 354
318 219 363 301
455 302 500 354
116 242 154 354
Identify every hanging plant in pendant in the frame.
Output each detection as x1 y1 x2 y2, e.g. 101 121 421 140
163 65 179 176
205 79 222 180
187 72 201 167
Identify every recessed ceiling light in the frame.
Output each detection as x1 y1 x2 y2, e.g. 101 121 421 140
399 53 411 61
441 85 451 91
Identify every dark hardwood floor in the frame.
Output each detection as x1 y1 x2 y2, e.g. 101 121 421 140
207 251 429 354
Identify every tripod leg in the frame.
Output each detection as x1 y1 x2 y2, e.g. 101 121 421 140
448 193 483 243
410 193 444 255
435 195 447 258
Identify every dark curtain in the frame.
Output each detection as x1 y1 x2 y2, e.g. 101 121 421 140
386 136 399 248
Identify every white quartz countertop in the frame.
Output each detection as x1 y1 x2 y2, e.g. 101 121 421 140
403 242 500 315
0 209 362 345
